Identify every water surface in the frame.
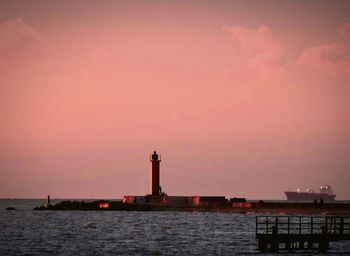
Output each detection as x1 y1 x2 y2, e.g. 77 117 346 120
1 199 349 255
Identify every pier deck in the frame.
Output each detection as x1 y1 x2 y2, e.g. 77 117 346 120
256 215 350 252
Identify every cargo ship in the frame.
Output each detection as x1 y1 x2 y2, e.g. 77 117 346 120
285 185 336 202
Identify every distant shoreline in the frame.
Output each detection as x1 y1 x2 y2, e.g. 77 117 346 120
2 198 350 202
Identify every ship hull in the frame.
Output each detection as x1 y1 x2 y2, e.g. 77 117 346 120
285 191 336 202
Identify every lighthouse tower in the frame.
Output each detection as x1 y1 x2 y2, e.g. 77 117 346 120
150 151 161 195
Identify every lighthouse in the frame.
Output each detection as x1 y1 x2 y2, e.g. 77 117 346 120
150 151 161 195
122 151 228 207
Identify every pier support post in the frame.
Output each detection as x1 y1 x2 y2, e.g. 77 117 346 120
258 239 268 251
298 241 304 249
319 226 329 252
270 226 279 252
285 242 291 250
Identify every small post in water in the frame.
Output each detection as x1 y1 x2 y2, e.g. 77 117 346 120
45 195 50 208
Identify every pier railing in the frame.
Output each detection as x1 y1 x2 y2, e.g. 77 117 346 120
256 216 350 235
256 216 350 252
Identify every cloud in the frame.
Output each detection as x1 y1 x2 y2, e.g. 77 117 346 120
340 23 350 41
223 25 286 78
0 18 47 66
298 23 350 76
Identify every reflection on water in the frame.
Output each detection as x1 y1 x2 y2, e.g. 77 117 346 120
0 200 349 255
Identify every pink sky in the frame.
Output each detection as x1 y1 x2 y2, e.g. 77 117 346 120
1 0 350 199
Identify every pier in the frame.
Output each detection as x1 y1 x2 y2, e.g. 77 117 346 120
256 215 350 252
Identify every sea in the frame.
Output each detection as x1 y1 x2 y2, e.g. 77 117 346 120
1 199 349 255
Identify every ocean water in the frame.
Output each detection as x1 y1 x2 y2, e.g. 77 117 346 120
0 200 349 255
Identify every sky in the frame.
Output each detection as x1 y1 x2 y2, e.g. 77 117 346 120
0 0 350 200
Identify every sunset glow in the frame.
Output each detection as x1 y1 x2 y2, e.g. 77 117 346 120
1 0 350 200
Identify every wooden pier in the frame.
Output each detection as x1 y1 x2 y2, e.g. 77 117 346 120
256 215 350 252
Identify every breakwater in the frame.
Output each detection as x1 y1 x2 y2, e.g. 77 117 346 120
33 200 350 215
